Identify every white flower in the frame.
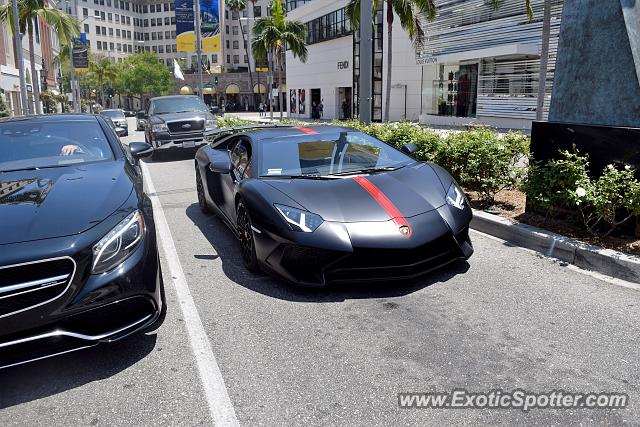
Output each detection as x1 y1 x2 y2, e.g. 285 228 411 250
576 187 586 198
607 164 615 170
625 165 631 170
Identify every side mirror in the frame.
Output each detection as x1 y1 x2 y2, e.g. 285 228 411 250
129 141 154 160
401 143 418 155
208 150 233 174
115 127 127 137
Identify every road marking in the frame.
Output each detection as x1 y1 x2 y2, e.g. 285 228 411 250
471 229 640 291
141 161 239 426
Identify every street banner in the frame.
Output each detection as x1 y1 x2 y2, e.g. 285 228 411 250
200 0 221 53
175 0 195 52
72 36 89 72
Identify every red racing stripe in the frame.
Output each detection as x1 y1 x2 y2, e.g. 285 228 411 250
353 176 412 238
295 127 319 135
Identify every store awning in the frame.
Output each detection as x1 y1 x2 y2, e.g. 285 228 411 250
225 84 240 94
203 86 216 95
180 85 193 95
416 43 540 65
253 83 266 94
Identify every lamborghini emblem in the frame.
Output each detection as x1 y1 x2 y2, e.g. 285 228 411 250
399 225 411 237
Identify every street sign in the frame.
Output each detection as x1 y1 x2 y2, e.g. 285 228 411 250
72 37 89 71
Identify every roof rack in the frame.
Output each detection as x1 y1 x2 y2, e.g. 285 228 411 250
206 124 296 144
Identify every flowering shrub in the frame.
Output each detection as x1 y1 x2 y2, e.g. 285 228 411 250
523 150 640 236
579 165 640 236
522 150 590 213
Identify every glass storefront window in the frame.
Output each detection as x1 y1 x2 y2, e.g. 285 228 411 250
422 63 478 118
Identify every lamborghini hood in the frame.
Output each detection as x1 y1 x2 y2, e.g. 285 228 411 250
263 163 447 222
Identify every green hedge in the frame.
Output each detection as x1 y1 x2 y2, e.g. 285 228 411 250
523 150 640 237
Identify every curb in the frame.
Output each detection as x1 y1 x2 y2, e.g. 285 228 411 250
470 209 640 284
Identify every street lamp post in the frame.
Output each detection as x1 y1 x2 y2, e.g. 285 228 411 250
194 0 204 102
239 16 255 109
12 0 29 115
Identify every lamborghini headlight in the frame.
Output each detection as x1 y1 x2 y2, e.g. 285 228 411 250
446 182 466 210
275 204 323 232
92 210 144 273
152 122 168 133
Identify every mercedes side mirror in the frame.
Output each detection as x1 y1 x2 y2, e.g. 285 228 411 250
401 143 418 155
129 141 154 160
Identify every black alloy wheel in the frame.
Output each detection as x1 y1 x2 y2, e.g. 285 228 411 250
236 201 259 272
196 167 211 214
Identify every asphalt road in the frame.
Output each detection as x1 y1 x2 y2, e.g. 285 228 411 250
1 119 639 426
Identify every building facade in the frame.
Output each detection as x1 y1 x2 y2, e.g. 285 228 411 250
1 0 61 116
62 0 273 109
286 0 564 129
417 0 563 129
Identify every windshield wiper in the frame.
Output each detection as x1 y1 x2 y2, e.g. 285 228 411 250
0 165 60 173
328 165 406 176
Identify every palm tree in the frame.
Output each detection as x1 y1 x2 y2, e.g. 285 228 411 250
227 0 255 109
0 0 78 114
252 0 307 121
347 0 436 122
491 0 550 121
89 56 118 107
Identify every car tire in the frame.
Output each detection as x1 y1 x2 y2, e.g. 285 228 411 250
196 167 212 214
236 201 259 272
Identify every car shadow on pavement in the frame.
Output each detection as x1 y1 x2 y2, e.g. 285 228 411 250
0 333 157 409
185 203 470 303
141 148 199 163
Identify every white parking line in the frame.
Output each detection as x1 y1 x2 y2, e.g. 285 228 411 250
141 161 239 426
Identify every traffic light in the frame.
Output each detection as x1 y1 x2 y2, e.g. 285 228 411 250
214 77 219 85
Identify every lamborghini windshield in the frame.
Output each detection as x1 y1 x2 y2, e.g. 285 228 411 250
258 131 414 177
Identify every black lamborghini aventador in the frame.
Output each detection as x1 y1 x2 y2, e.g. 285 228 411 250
194 125 473 286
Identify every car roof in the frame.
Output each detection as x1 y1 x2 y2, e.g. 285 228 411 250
149 95 199 101
244 125 357 142
0 114 100 124
102 109 124 112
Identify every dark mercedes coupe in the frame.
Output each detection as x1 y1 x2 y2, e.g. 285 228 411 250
0 114 165 369
195 125 473 287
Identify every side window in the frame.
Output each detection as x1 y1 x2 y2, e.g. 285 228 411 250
229 139 252 179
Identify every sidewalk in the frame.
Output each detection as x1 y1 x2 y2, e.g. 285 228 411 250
224 111 333 124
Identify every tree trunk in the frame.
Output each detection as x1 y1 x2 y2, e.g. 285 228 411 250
268 49 274 121
384 1 393 122
239 17 254 109
277 51 284 121
28 27 42 115
536 0 552 121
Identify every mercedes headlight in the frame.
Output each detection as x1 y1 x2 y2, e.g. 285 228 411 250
152 123 168 133
92 210 144 273
446 182 466 210
275 204 323 232
205 119 216 131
